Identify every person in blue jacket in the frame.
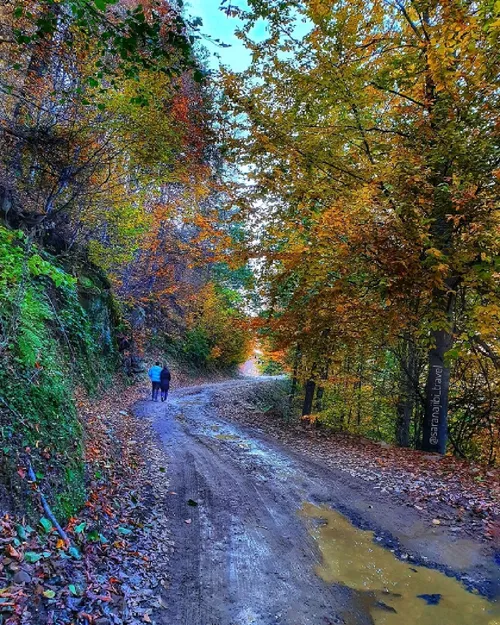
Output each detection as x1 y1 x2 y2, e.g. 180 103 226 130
148 361 162 401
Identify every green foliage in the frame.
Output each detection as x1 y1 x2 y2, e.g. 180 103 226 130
12 0 202 89
28 254 76 288
212 262 254 292
0 226 118 520
16 286 51 367
186 283 249 369
181 327 212 368
257 355 284 376
87 203 150 272
165 282 250 371
246 378 292 422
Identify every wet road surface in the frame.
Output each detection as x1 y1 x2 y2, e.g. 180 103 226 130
134 378 500 625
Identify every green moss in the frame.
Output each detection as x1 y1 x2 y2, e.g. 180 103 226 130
0 226 119 520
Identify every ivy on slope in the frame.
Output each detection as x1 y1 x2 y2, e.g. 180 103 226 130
0 226 118 520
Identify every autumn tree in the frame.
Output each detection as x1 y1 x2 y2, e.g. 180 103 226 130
0 0 202 253
223 0 500 457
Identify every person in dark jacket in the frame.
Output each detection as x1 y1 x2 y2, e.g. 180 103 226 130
160 365 171 402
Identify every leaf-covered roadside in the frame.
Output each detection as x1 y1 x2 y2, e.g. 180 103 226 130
0 381 172 625
212 382 500 542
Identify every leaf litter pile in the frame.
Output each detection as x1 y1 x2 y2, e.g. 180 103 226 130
211 382 500 543
0 381 172 625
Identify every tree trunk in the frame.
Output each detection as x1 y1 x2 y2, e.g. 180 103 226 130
290 346 300 399
356 360 364 426
396 396 413 448
396 337 416 447
288 345 300 421
421 328 453 453
315 385 324 412
421 277 457 454
314 360 329 412
302 379 316 416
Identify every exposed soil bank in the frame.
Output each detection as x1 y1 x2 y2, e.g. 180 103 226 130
134 378 500 625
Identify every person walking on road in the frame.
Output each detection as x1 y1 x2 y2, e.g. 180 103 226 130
148 361 162 401
160 365 171 402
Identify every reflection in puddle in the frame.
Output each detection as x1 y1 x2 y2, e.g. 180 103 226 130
301 503 500 625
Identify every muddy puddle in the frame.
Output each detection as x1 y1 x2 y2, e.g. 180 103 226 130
215 433 241 441
301 503 500 625
202 421 296 479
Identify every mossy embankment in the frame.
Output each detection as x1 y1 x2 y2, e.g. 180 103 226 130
0 226 121 521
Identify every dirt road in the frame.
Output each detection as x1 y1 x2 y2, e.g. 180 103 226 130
134 378 499 625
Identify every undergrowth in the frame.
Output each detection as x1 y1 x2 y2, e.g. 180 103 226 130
0 226 119 521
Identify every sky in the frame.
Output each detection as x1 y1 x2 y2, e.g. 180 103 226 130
186 0 268 72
